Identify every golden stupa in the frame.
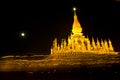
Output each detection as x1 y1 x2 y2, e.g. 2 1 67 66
51 8 115 55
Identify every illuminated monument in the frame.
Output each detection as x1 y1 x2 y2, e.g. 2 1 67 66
51 8 115 55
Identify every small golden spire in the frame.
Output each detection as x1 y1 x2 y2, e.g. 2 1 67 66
104 39 109 51
96 38 100 48
108 39 114 51
101 39 104 47
92 37 96 50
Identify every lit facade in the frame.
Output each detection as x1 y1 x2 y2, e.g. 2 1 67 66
51 8 114 54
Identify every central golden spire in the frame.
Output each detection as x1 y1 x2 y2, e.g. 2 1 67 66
72 7 82 34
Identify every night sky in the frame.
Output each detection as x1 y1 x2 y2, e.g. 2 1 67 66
1 0 120 56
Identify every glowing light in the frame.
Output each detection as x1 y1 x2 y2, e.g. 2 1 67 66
21 32 25 37
73 7 76 11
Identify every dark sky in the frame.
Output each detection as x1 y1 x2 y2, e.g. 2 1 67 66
1 0 120 55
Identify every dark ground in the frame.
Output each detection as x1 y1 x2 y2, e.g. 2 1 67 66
0 53 120 80
0 63 120 80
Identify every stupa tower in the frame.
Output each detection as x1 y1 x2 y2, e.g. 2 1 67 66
72 8 83 35
51 7 116 55
69 7 89 52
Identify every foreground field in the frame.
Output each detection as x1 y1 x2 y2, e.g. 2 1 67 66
0 53 120 80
